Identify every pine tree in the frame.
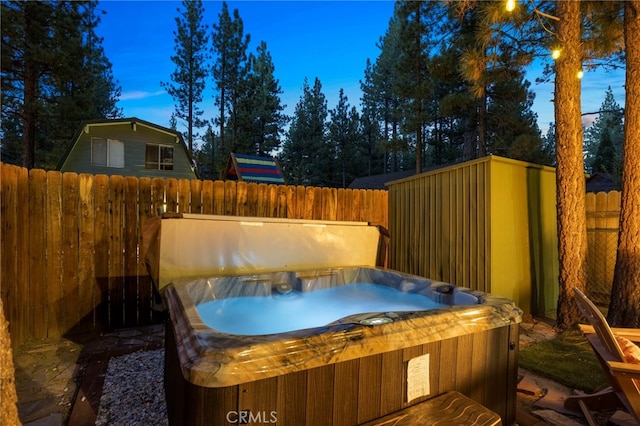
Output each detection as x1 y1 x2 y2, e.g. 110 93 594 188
242 41 288 156
395 1 437 173
280 77 328 186
486 68 550 165
359 59 385 176
193 124 217 180
368 15 404 172
211 1 250 174
162 0 209 155
1 0 121 169
583 87 624 182
329 89 363 188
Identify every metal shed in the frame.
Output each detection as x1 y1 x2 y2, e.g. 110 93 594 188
387 155 559 316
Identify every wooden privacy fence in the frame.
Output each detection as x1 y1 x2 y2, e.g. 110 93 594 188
585 191 621 305
0 163 388 349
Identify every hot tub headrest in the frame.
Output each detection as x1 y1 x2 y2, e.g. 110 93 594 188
142 213 386 293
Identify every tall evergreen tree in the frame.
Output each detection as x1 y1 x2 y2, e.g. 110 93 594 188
583 87 624 181
280 77 328 186
486 67 550 165
371 11 406 172
193 124 217 180
211 1 250 174
329 89 363 188
395 1 441 173
242 41 288 156
359 59 385 176
1 0 121 169
162 0 209 155
427 46 470 165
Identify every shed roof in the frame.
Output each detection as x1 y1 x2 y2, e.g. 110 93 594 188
222 153 286 184
348 170 415 190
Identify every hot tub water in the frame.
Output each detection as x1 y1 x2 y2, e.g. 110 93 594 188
197 283 446 335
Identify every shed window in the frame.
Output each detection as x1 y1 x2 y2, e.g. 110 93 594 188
145 144 174 170
91 138 124 168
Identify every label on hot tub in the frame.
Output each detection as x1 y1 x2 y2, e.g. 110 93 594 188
407 354 430 403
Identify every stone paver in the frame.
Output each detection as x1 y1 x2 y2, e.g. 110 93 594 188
13 324 164 425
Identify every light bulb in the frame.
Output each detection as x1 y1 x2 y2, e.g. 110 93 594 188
551 49 561 60
577 69 584 79
506 0 516 12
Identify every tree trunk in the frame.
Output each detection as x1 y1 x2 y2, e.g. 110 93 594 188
478 86 487 157
607 0 640 328
554 0 587 330
22 1 39 169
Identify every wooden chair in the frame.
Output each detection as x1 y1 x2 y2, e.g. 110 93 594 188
564 288 640 425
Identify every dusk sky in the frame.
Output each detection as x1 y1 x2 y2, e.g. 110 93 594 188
95 1 627 145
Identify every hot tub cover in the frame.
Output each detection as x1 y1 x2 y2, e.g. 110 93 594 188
142 213 385 293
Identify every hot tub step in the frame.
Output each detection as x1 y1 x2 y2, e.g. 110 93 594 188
359 391 502 426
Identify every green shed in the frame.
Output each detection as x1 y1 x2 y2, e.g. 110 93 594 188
387 155 558 316
57 117 197 179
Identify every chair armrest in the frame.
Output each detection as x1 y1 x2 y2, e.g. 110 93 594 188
579 324 595 334
610 327 640 343
608 361 640 380
580 324 640 343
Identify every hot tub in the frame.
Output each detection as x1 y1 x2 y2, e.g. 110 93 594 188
143 214 522 426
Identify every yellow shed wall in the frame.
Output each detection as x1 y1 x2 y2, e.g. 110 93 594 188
488 159 532 312
388 156 559 316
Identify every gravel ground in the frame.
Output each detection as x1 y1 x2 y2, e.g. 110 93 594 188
95 349 168 425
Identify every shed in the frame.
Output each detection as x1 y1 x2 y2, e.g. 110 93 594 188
57 117 197 179
387 155 559 316
222 153 285 184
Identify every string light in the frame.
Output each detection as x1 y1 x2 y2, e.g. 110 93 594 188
551 49 561 60
506 0 516 12
576 69 584 79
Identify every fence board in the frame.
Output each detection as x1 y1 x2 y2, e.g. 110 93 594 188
29 169 47 338
295 185 306 219
46 171 64 337
213 180 224 215
268 185 278 217
189 179 202 214
62 173 80 331
224 180 236 216
236 181 247 216
165 178 178 213
151 178 165 215
322 187 335 220
109 175 125 327
277 185 288 218
201 180 213 214
285 185 296 219
138 177 154 324
16 166 29 343
178 179 190 213
1 165 19 342
94 175 110 329
124 177 139 325
78 174 96 328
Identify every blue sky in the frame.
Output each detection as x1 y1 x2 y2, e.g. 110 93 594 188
95 0 626 144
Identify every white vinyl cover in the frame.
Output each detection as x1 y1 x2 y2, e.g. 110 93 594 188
150 214 382 292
